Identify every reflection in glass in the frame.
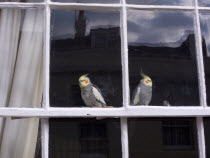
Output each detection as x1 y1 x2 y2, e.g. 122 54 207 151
0 8 44 108
200 13 210 106
49 118 122 158
51 0 118 3
198 0 210 7
128 10 199 106
50 10 122 107
126 0 193 6
128 118 199 158
204 118 210 158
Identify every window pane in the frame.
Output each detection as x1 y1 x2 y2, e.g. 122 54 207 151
128 10 199 106
198 0 210 7
50 10 122 107
49 118 122 158
204 118 210 158
0 0 43 2
0 9 44 108
128 118 199 158
126 0 193 6
51 0 119 3
200 12 210 106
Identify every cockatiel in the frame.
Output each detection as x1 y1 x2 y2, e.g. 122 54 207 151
79 74 106 107
132 73 152 105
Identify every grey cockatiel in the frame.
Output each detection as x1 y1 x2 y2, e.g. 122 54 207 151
79 74 106 107
132 73 152 105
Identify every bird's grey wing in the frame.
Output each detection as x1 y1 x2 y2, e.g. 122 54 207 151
132 86 141 105
91 86 106 106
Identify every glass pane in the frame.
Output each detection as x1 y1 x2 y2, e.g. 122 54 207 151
200 12 210 106
0 0 43 2
198 0 210 7
0 118 41 157
51 0 119 3
128 10 199 106
0 9 44 108
126 0 193 6
49 118 122 158
204 118 210 158
50 10 122 107
128 118 199 158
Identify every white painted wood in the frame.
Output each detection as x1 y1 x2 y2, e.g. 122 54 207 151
196 117 206 158
194 0 207 107
43 1 50 110
126 4 195 11
0 3 45 8
121 118 129 158
198 7 210 11
121 0 130 108
1 107 210 117
49 2 121 11
41 119 49 158
42 0 50 157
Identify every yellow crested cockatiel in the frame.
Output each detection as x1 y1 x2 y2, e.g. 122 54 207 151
79 74 106 107
132 73 152 105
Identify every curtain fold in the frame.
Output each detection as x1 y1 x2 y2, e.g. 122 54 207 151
0 8 21 142
0 9 44 158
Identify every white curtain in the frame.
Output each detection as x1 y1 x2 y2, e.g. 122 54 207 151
0 9 44 158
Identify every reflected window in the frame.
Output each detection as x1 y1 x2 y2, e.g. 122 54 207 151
162 119 194 150
126 0 194 6
128 118 199 158
200 12 210 106
49 118 122 158
50 10 122 107
128 10 199 106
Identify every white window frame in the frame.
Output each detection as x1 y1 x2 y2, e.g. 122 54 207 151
0 0 209 158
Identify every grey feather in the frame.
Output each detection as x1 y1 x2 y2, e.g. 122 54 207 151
81 83 106 107
132 80 152 105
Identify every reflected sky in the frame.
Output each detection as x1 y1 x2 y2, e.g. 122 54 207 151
51 10 120 39
51 0 119 3
200 13 210 106
126 0 193 6
200 13 210 57
198 0 210 7
128 10 194 45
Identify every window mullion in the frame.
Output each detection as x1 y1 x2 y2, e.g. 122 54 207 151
43 0 51 109
121 118 129 158
196 117 206 158
194 0 207 107
121 0 130 108
41 118 49 158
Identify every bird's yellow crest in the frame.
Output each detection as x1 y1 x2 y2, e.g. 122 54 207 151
141 72 152 86
79 74 90 87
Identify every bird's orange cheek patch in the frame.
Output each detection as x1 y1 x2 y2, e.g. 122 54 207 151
85 80 89 84
145 81 149 84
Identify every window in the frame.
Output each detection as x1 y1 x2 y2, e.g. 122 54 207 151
0 0 209 158
162 119 194 150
